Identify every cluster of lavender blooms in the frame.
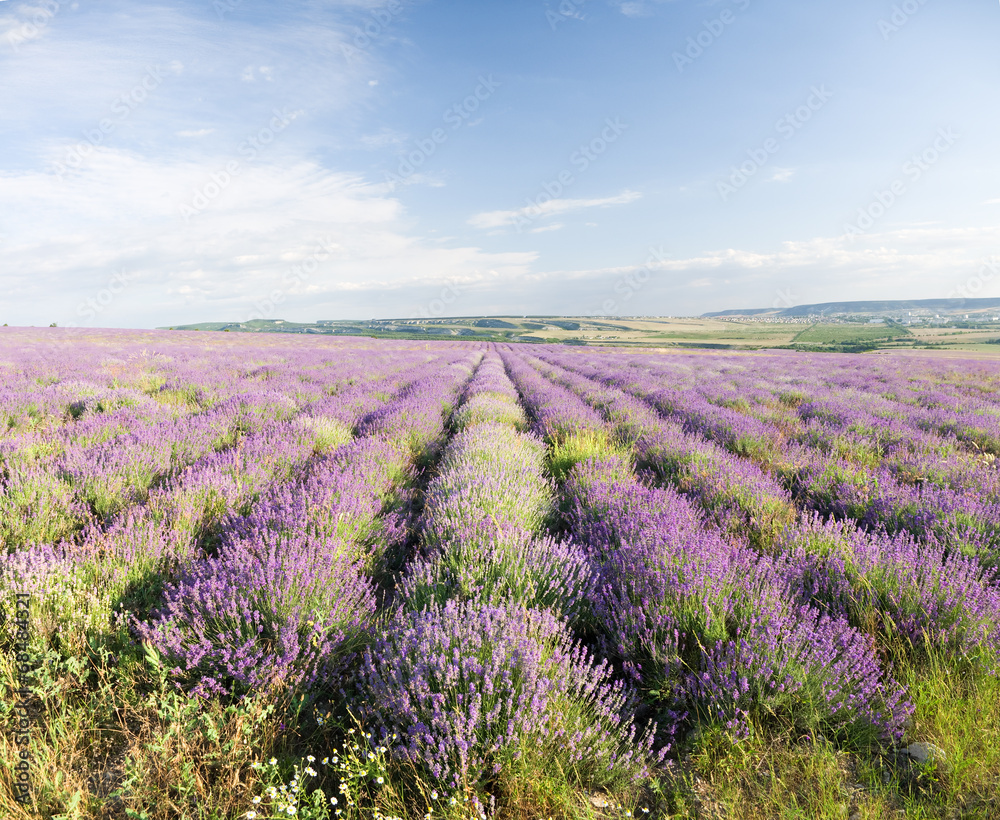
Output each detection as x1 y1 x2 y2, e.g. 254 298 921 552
775 515 1000 663
399 421 592 622
358 600 659 802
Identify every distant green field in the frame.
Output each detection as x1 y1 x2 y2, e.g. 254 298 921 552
793 323 911 345
653 329 796 341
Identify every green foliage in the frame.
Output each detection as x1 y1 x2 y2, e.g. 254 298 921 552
549 430 623 482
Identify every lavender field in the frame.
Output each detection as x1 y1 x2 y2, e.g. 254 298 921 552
1 328 998 820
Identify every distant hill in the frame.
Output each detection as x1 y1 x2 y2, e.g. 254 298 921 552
704 297 1000 318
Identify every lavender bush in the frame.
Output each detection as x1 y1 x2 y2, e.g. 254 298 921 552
357 600 659 805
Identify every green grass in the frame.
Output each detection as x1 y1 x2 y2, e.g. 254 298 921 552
793 324 912 346
548 430 625 482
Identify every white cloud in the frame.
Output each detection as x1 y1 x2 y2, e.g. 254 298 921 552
612 0 673 18
360 128 407 149
176 128 215 138
618 3 649 17
0 148 536 326
468 190 642 230
530 223 565 234
770 167 795 182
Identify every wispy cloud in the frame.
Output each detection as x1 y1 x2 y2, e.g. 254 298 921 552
360 128 408 149
612 0 673 18
468 190 642 230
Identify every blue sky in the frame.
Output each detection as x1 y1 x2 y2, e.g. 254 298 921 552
1 0 998 327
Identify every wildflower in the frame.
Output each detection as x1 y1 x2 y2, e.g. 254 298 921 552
377 776 384 784
307 755 315 763
246 813 257 819
269 757 278 766
331 797 338 806
431 791 438 800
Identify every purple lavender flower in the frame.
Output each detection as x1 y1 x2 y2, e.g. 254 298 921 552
357 600 659 797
